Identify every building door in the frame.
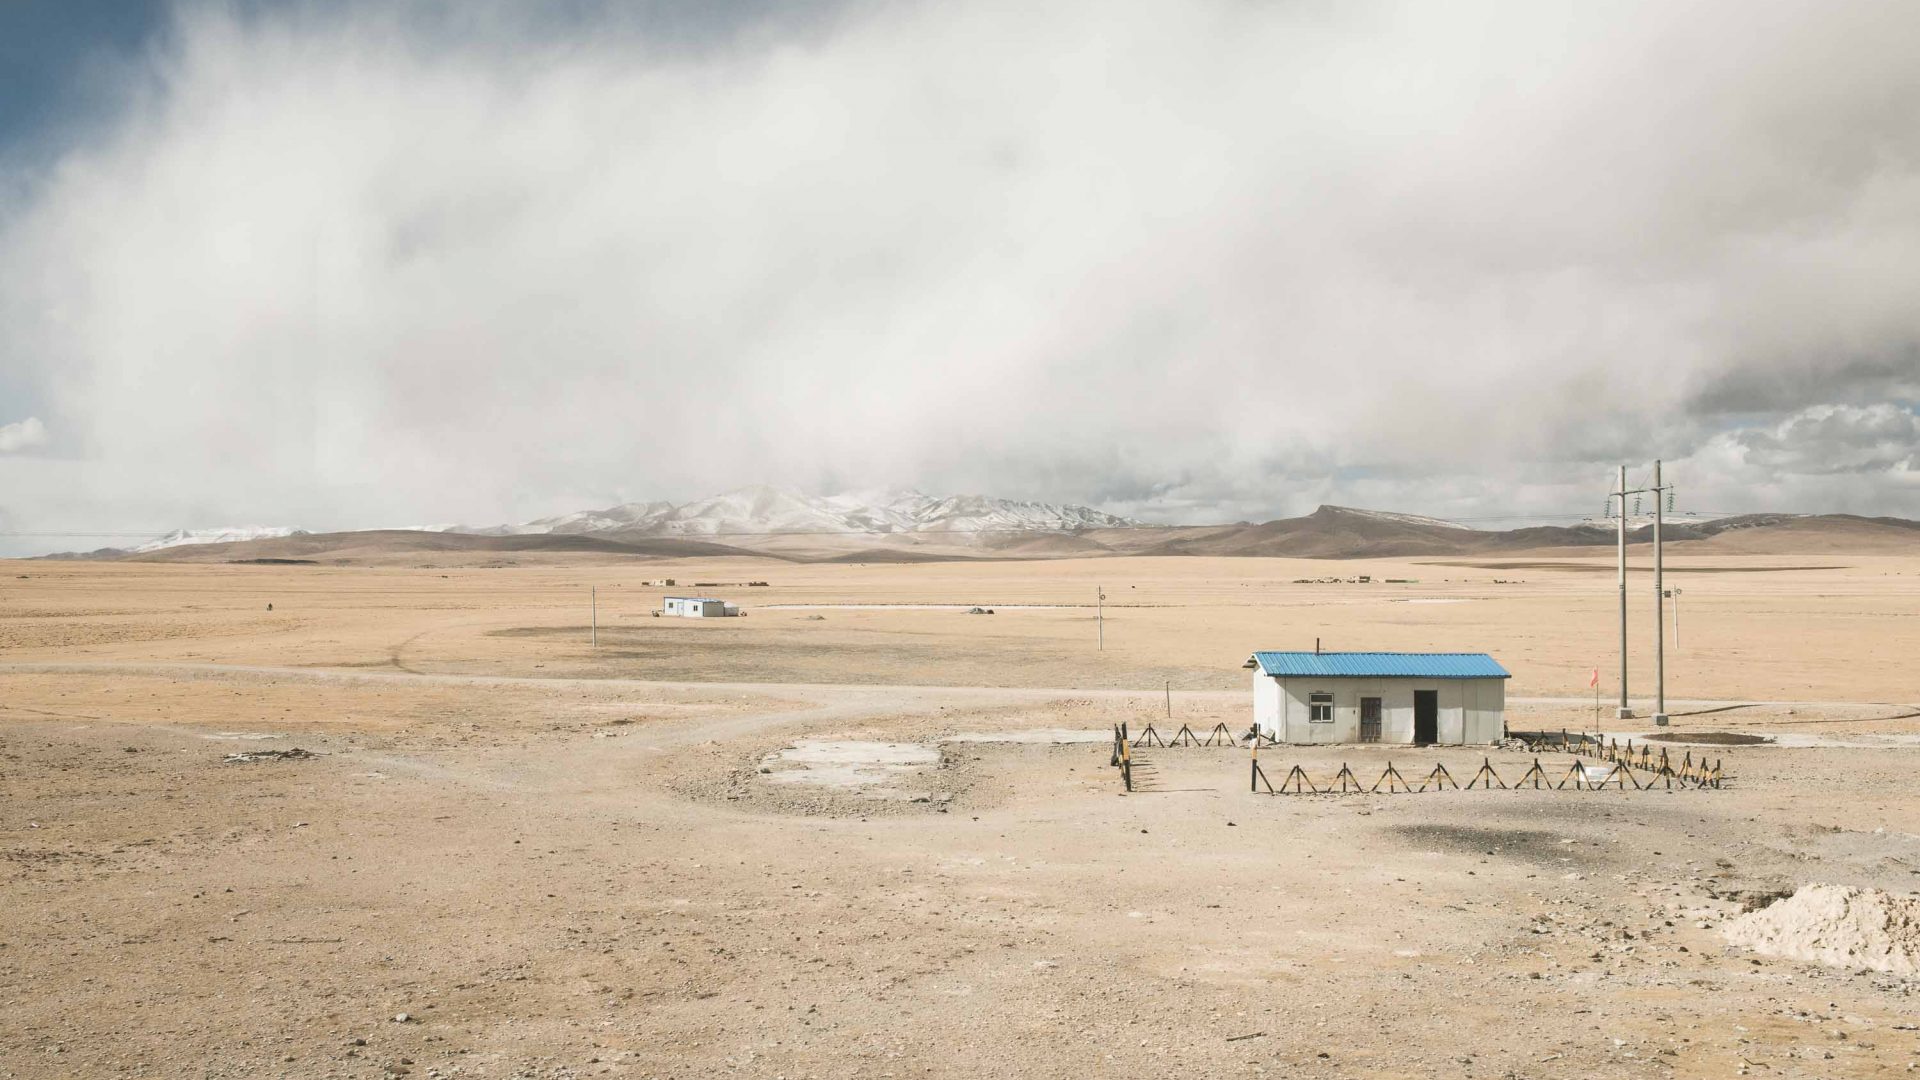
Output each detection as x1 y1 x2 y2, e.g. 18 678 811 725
1413 690 1438 744
1359 697 1382 742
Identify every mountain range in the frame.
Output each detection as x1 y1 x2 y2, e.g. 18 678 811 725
129 526 307 554
475 486 1140 538
40 486 1920 562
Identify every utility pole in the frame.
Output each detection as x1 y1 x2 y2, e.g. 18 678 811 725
591 586 598 649
1652 459 1668 726
1616 466 1632 719
1097 585 1105 651
1610 463 1673 723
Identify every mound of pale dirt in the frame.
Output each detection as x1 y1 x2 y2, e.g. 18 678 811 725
1721 884 1920 975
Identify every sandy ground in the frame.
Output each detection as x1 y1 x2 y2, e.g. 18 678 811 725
4 553 1920 1078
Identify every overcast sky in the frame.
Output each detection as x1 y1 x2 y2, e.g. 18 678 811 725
2 0 1918 554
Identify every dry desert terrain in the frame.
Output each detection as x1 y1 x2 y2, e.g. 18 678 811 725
5 552 1920 1078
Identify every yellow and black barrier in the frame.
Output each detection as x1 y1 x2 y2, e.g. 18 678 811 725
1422 762 1459 791
1371 761 1415 794
1133 721 1250 749
1522 732 1726 790
1467 757 1507 790
1247 753 1722 795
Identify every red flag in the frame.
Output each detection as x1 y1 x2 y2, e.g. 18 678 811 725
1588 667 1600 688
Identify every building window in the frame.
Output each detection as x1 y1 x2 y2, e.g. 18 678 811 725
1309 692 1334 723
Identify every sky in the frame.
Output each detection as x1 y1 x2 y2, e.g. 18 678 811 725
1 0 1918 555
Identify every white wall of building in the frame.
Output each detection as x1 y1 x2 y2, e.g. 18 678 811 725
1253 669 1282 734
663 597 730 617
1463 678 1505 743
1251 673 1505 745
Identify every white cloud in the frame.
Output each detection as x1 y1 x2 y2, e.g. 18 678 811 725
1730 403 1920 474
0 416 48 453
2 0 1920 545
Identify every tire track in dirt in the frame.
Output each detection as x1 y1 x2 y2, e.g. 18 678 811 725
0 659 1238 707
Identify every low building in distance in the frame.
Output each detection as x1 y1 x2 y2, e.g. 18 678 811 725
662 596 740 618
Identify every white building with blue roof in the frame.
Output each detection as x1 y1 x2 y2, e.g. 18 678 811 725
1246 650 1509 745
662 596 739 618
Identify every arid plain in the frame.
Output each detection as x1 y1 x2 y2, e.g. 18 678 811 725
5 552 1920 1078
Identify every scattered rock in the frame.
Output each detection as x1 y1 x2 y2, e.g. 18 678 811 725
1706 882 1798 912
223 748 319 764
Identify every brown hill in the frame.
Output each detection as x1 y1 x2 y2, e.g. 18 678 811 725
1135 507 1453 558
1130 506 1612 558
1669 514 1920 555
1125 507 1916 559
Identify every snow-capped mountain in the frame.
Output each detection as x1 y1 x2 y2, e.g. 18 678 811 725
90 489 1135 558
651 488 880 536
132 526 307 553
490 486 1139 538
893 493 1140 532
491 500 678 536
1320 506 1473 531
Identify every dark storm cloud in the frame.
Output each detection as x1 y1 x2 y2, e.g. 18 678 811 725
3 0 1920 554
1684 347 1920 416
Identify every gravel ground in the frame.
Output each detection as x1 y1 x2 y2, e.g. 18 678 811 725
6 558 1920 1077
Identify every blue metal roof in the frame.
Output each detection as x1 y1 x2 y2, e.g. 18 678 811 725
1248 651 1510 679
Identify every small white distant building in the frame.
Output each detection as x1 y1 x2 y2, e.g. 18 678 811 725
1247 650 1509 745
662 596 740 618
